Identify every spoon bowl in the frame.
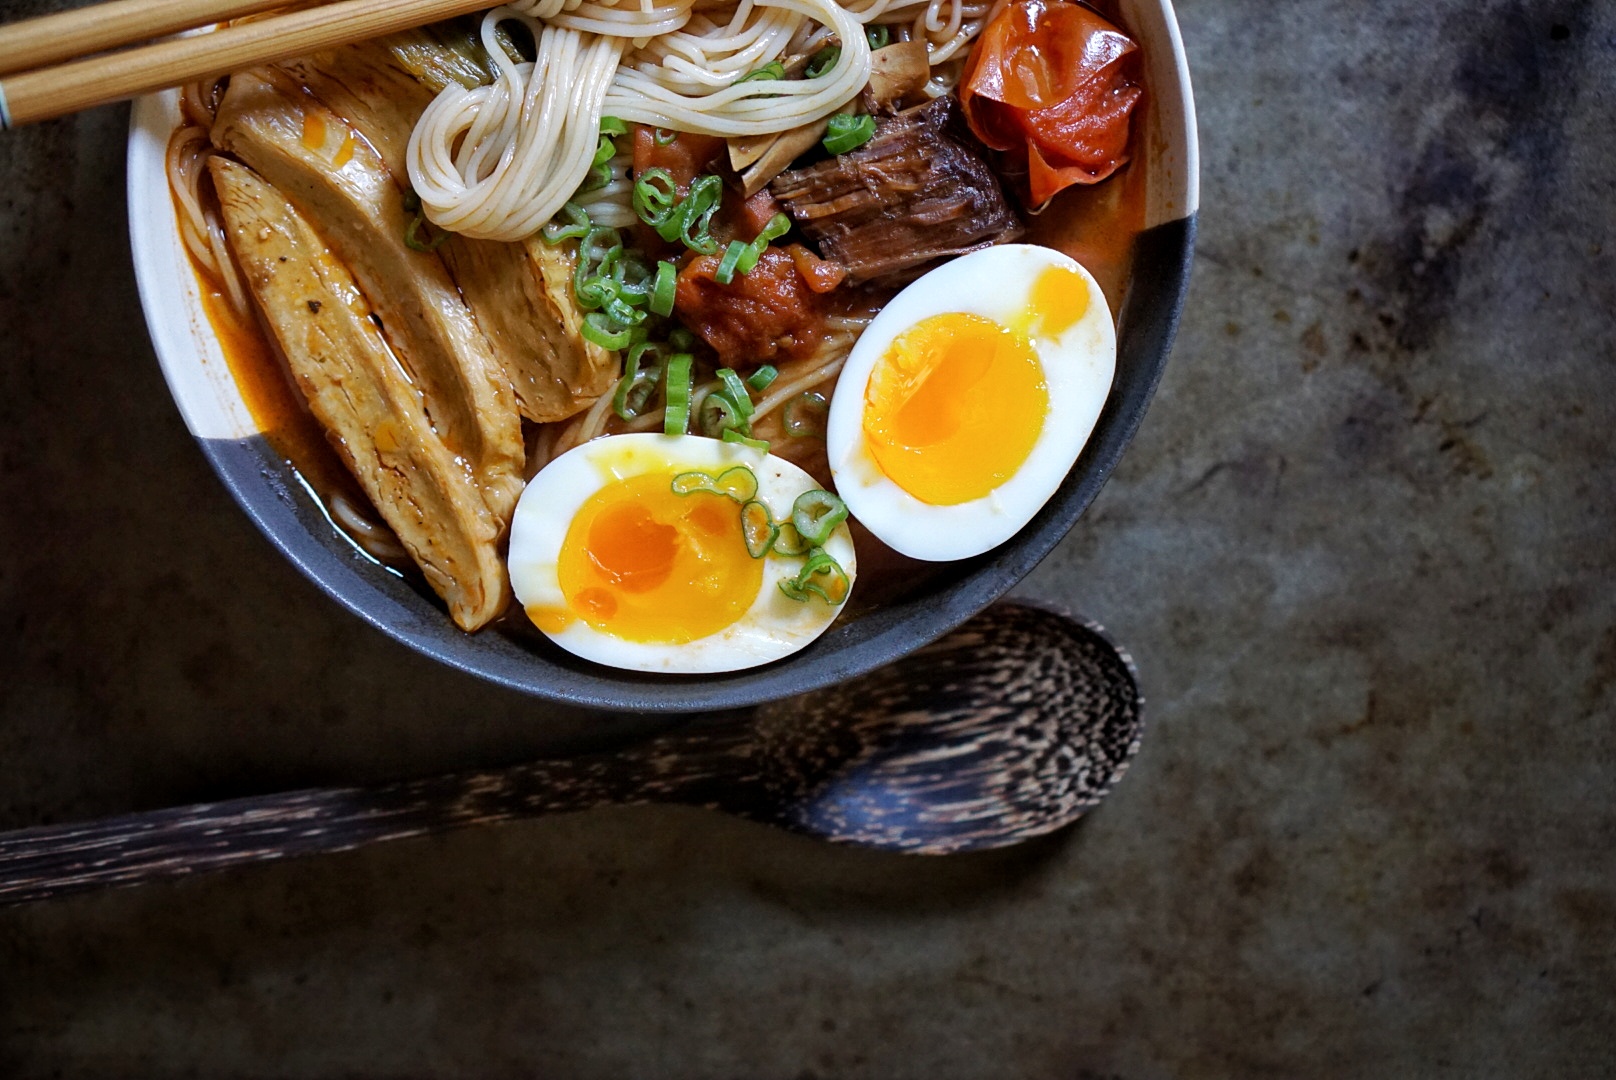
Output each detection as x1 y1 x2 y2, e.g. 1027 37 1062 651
744 604 1143 853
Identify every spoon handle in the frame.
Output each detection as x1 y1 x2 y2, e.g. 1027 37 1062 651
0 727 754 907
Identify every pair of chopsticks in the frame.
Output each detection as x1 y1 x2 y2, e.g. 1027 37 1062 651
0 0 495 129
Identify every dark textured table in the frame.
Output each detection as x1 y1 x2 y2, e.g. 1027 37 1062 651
2 0 1613 1074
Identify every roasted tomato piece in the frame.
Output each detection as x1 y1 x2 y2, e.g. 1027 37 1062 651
631 125 726 192
674 247 827 366
786 243 848 294
960 0 1143 205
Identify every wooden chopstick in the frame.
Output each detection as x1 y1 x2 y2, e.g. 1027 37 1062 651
0 0 493 129
0 0 296 78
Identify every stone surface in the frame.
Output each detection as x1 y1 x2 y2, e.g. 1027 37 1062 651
1 0 1613 1075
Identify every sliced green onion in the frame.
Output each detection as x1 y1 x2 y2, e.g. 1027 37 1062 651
599 115 629 136
669 327 696 351
698 390 746 438
611 253 654 302
734 243 763 277
822 113 877 155
671 465 759 503
663 352 693 434
612 342 662 420
714 240 747 285
402 188 423 213
865 24 891 48
633 167 678 229
541 201 592 244
602 295 644 327
772 521 811 556
678 175 723 254
784 391 829 438
740 501 778 558
739 60 786 83
654 127 678 146
404 213 450 252
721 429 770 452
583 133 617 190
791 489 849 545
650 260 678 316
716 368 755 419
805 46 840 78
755 212 792 246
791 546 851 604
581 313 632 350
637 171 723 254
576 226 623 277
746 365 778 391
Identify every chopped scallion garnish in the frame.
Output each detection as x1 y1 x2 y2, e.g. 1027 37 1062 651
746 365 778 391
739 60 786 83
782 546 850 604
650 260 678 316
721 429 770 452
633 168 679 231
740 501 778 558
541 202 592 244
716 368 756 420
612 341 663 420
715 240 748 285
822 113 877 155
581 312 632 350
671 465 759 503
791 489 849 546
805 46 840 78
772 521 811 556
404 212 450 252
663 353 693 434
697 390 747 438
677 175 723 255
784 391 828 438
583 131 617 191
599 116 629 136
865 24 891 48
654 127 678 146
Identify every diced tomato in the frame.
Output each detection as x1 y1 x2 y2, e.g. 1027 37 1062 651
960 0 1143 206
631 125 725 192
674 247 827 366
726 189 787 244
786 243 848 293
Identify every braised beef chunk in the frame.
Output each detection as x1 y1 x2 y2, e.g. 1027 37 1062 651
769 98 1024 285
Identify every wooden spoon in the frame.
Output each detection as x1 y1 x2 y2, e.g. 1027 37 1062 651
0 603 1143 906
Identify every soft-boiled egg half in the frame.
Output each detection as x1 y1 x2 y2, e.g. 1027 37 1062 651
508 433 856 673
825 243 1116 562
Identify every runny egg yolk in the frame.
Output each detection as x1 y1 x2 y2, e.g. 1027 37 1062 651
537 472 762 643
862 312 1049 505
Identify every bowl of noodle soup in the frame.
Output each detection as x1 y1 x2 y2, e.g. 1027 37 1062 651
129 0 1197 712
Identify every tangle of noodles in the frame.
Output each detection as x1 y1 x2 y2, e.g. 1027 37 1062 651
407 0 992 242
168 77 252 322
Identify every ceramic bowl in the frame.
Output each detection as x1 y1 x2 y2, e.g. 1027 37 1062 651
126 0 1198 712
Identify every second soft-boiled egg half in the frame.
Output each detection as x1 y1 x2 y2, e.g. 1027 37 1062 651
508 433 856 674
826 244 1116 562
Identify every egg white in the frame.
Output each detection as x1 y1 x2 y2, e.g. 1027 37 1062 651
508 433 857 674
825 244 1116 562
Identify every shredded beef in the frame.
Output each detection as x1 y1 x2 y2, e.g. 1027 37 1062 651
769 98 1024 285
